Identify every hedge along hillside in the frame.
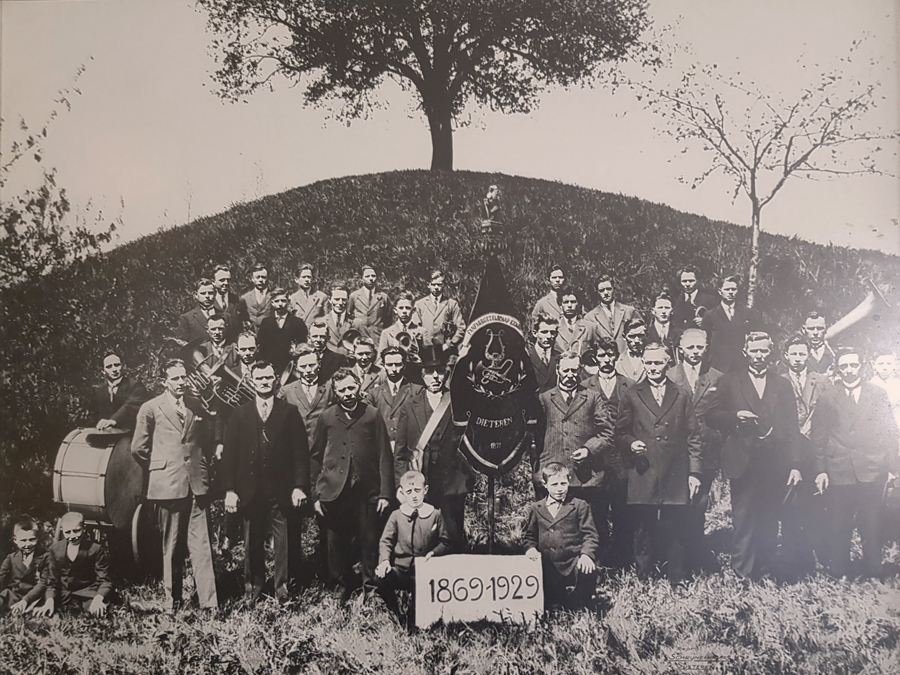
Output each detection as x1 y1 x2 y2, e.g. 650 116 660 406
2 169 898 519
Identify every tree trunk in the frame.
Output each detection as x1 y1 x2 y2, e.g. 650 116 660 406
746 203 761 309
427 106 453 171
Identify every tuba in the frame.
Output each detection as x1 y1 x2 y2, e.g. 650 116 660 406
184 344 255 411
825 278 891 342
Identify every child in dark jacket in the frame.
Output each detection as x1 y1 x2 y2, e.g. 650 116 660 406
0 518 47 613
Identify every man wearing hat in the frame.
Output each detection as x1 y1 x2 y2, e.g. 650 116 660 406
394 343 474 551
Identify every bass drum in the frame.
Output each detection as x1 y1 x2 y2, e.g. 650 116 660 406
53 428 143 530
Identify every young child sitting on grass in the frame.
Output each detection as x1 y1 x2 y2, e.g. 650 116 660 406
33 512 112 617
0 517 47 614
376 470 451 619
524 462 600 609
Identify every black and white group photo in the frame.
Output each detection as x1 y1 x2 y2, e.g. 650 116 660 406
1 1 899 673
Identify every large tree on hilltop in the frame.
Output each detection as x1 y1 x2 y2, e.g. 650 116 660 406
197 0 650 170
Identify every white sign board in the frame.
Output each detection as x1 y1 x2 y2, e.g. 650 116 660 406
415 554 543 628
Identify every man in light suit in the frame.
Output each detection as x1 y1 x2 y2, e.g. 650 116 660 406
534 350 615 556
211 264 241 342
350 337 383 400
131 359 218 611
290 263 328 327
667 328 723 573
237 263 272 331
584 274 635 355
348 264 393 347
701 274 763 373
394 344 473 550
177 278 217 345
555 286 599 357
378 290 423 358
89 352 149 431
617 342 702 583
414 269 465 351
531 263 567 324
801 312 836 376
222 361 309 602
811 345 899 579
615 317 648 384
671 266 718 332
324 282 353 355
527 313 561 393
366 346 421 449
310 368 394 602
706 332 803 581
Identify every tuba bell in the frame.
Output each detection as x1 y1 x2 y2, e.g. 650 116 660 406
183 343 255 411
825 278 891 342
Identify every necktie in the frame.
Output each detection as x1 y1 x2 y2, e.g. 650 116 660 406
175 399 186 426
846 386 859 402
686 367 697 394
652 384 665 406
260 399 270 421
109 386 117 403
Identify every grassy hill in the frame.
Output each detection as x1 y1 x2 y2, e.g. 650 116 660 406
2 169 899 519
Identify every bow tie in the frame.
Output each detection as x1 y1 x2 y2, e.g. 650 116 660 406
749 370 767 379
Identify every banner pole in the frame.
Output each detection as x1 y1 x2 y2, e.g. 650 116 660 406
488 475 495 554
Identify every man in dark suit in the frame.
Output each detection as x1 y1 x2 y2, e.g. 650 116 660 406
257 287 308 376
310 368 394 602
350 337 383 400
617 342 702 583
89 352 149 431
222 361 310 602
324 283 353 356
701 275 762 373
177 278 217 345
811 345 899 579
555 286 599 357
197 313 238 371
671 266 718 332
367 347 421 449
646 293 681 364
584 274 636 356
801 312 836 376
667 328 723 573
581 338 630 417
531 263 567 324
348 264 393 347
615 317 648 384
131 359 218 611
308 320 348 385
237 263 272 332
394 344 474 550
528 313 561 393
212 264 241 341
534 350 615 556
706 332 803 581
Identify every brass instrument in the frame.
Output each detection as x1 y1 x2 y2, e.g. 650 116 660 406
184 346 255 411
396 330 422 363
341 328 362 354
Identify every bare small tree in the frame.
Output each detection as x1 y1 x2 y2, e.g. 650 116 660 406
632 39 898 306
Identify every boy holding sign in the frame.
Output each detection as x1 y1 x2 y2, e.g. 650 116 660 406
524 463 600 609
376 470 451 621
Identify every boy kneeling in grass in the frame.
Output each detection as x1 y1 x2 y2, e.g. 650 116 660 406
0 517 47 614
376 471 451 620
524 462 600 610
33 512 112 617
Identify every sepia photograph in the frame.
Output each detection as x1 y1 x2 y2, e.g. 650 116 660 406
1 1 899 673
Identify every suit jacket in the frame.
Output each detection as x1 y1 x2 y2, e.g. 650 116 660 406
89 376 149 430
671 289 718 331
584 302 636 355
532 292 564 323
522 496 600 576
257 313 308 373
394 389 474 498
527 344 561 393
615 352 645 384
706 369 801 480
238 289 272 330
700 303 763 373
0 550 46 604
414 295 465 346
807 343 836 376
616 379 702 505
535 385 615 488
378 319 423 356
279 380 335 447
177 305 213 345
324 311 353 355
580 373 631 422
309 402 394 504
221 397 310 506
366 379 422 444
131 393 213 499
290 289 328 327
318 348 348 385
348 288 393 346
44 539 112 603
668 362 723 470
646 321 682 364
353 365 384 399
810 382 899 485
213 291 242 341
555 317 599 356
197 340 240 372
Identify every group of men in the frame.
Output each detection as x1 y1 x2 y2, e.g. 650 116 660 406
82 260 898 612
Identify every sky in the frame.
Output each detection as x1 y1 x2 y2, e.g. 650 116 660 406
2 0 898 255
